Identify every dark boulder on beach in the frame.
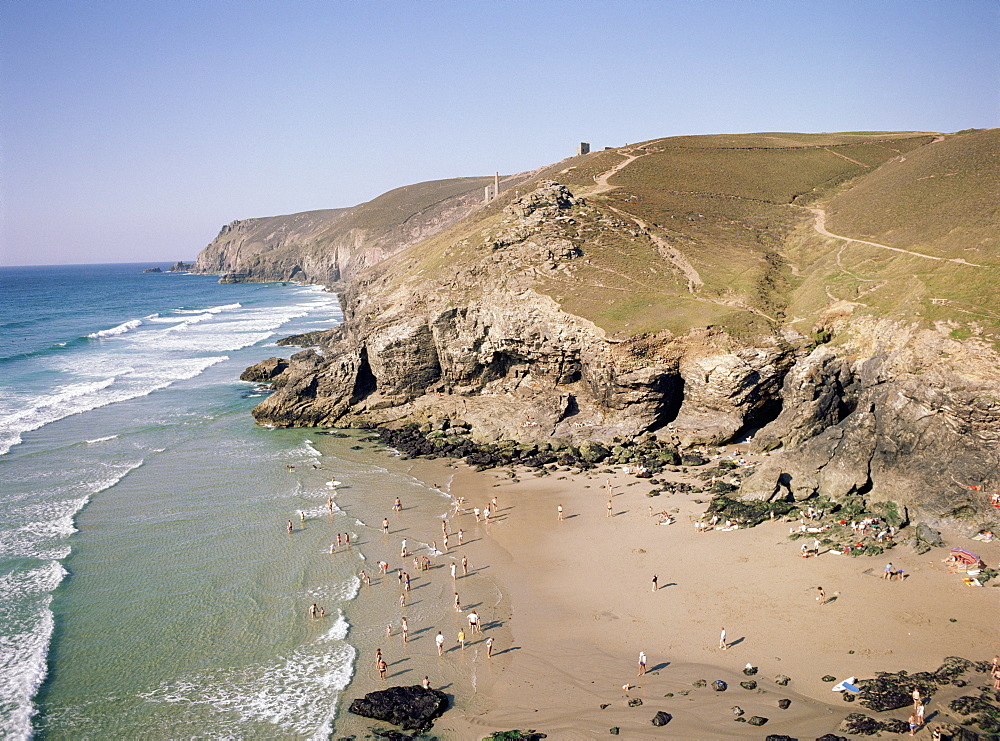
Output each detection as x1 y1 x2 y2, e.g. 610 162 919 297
747 715 768 726
348 685 449 731
777 698 791 709
740 680 757 690
713 680 727 692
651 711 672 726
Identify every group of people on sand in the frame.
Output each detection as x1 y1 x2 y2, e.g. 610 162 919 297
359 492 500 688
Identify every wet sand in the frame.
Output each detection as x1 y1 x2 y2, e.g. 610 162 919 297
330 447 999 739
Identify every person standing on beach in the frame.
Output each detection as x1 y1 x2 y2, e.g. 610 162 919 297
375 647 382 668
884 562 894 580
401 616 408 643
462 554 468 576
558 504 564 521
309 603 318 619
399 592 406 608
458 629 466 650
377 658 387 679
286 520 293 534
393 497 402 512
458 528 464 545
486 636 494 658
638 651 647 675
450 562 457 580
651 574 658 592
454 592 461 612
383 518 389 534
816 586 826 604
422 675 431 689
400 539 407 558
719 627 727 650
436 630 445 656
468 610 480 634
607 499 613 518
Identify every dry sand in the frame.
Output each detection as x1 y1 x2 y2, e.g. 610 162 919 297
333 452 999 739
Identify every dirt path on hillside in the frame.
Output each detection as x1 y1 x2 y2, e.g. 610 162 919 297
607 206 704 291
807 207 983 267
584 149 645 196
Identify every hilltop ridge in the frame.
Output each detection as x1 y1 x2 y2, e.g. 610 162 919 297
201 129 1000 531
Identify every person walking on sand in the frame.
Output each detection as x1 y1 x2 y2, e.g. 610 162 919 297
607 499 613 518
458 528 464 545
375 647 382 668
383 517 389 534
719 627 727 650
816 586 826 604
454 592 461 612
558 504 564 521
917 699 925 727
436 630 445 656
399 592 406 608
393 497 402 512
458 629 466 650
468 610 480 633
400 539 407 558
884 562 894 580
450 562 457 580
401 616 409 642
486 636 494 657
638 651 647 676
462 554 469 576
377 658 387 679
385 623 391 639
912 687 922 711
909 711 919 736
286 520 293 534
651 574 658 592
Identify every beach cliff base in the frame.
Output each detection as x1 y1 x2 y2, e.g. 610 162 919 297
328 447 999 740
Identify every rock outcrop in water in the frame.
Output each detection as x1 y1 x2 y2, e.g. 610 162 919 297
217 130 1000 533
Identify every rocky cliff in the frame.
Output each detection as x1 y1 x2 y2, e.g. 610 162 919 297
227 130 1000 532
193 175 524 284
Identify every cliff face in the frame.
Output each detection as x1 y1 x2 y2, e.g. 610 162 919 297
194 176 509 284
231 130 1000 532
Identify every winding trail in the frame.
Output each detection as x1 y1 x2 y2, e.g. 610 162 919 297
806 207 983 268
584 149 645 196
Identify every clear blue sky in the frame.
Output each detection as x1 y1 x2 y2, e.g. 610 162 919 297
1 0 997 266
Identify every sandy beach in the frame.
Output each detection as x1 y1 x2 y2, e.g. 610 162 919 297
329 445 999 739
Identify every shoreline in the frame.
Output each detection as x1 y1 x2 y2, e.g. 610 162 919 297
323 440 999 739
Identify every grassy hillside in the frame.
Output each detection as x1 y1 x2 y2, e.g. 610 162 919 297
196 176 498 282
228 129 1000 346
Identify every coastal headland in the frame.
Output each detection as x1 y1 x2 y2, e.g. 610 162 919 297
193 128 1000 737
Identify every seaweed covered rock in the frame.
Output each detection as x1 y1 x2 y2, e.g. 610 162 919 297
747 715 768 726
348 685 449 731
706 495 796 527
857 671 936 712
840 713 884 736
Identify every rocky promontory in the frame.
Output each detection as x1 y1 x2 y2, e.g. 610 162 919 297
220 130 1000 533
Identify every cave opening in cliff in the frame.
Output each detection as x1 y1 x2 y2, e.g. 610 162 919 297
731 396 784 445
650 374 685 431
350 346 378 403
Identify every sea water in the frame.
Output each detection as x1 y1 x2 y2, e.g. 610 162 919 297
0 264 410 738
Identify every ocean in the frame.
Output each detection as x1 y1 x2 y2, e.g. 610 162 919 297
0 263 455 738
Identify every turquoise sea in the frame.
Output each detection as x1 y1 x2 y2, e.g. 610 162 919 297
0 264 435 738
